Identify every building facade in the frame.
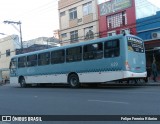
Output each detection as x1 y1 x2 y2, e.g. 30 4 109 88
137 11 160 71
58 0 99 45
98 0 159 37
0 35 20 81
20 37 60 54
98 0 136 37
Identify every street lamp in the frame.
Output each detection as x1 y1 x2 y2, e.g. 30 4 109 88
3 20 23 52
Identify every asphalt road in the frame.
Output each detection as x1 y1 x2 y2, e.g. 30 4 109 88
0 83 160 124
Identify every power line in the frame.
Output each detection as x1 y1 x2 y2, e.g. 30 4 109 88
14 0 58 19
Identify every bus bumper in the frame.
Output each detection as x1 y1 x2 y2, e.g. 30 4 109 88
123 71 147 78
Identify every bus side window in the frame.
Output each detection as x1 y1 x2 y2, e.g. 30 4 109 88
51 50 65 64
94 43 103 59
18 56 26 68
104 40 120 58
83 43 103 60
66 46 82 62
27 54 37 67
38 52 50 66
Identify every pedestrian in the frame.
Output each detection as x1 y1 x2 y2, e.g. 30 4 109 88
145 66 151 82
151 60 158 82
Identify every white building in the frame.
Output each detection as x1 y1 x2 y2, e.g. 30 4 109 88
0 35 20 81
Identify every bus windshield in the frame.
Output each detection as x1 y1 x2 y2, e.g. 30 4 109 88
127 37 144 53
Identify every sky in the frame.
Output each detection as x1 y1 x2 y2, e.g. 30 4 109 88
0 0 59 41
0 0 160 41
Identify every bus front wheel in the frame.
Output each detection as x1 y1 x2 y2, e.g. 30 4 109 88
19 77 26 88
68 74 80 88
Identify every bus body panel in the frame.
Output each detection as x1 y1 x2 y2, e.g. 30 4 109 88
11 71 146 84
126 36 146 74
128 52 146 73
25 74 67 84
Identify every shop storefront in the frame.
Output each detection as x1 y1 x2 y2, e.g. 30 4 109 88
145 40 160 76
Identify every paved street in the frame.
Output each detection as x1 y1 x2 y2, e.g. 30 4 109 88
0 83 160 124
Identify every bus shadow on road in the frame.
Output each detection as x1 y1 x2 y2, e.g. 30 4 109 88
16 83 148 89
81 83 148 89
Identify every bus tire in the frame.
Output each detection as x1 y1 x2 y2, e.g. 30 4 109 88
68 74 80 88
19 77 26 88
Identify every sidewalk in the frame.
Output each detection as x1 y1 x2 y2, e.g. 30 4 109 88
145 80 160 86
0 80 9 86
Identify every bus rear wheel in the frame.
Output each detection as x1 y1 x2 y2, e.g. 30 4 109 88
68 74 80 88
19 77 26 88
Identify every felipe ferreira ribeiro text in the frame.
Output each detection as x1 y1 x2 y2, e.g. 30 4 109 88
121 117 158 121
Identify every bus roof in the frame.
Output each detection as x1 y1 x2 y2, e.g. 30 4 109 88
11 34 141 58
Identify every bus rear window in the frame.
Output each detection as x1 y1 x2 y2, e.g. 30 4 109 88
127 37 144 53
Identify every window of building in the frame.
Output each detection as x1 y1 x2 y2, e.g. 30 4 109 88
107 31 116 36
107 11 127 29
51 50 65 64
66 46 82 62
61 33 67 38
27 54 37 67
83 43 103 60
83 2 92 16
70 30 78 43
38 52 50 66
104 40 120 58
18 56 26 68
69 8 77 20
122 11 127 26
6 49 10 57
60 11 65 17
84 26 94 40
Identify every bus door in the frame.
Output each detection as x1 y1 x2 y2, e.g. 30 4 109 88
127 37 145 73
10 58 17 76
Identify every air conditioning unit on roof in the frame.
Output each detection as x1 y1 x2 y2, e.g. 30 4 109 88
152 32 160 39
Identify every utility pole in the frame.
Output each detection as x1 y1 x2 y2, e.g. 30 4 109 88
3 20 23 52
